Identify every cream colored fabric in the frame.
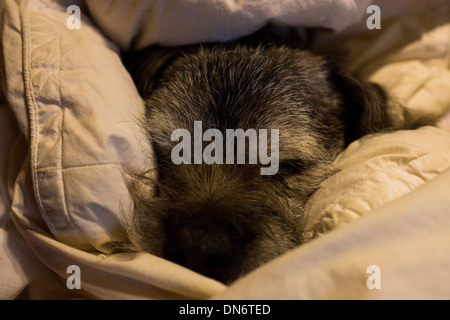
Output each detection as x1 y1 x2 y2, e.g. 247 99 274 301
1 0 450 300
305 126 450 240
85 0 373 49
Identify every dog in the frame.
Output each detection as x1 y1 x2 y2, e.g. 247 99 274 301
118 28 423 284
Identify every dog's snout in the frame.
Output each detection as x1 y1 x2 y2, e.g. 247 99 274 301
163 224 235 279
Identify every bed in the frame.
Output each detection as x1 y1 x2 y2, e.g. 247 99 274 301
1 0 450 299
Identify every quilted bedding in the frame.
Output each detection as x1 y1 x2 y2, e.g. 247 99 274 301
1 0 450 299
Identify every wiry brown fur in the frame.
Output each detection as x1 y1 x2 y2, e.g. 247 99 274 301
118 36 402 284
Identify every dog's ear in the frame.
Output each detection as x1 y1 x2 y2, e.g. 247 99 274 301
326 59 391 145
122 46 184 98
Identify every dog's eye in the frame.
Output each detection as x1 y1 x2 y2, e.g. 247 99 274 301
279 159 312 175
153 184 162 197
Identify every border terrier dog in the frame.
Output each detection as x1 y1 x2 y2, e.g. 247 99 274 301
120 30 419 284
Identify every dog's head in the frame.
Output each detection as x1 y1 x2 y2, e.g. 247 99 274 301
123 41 389 284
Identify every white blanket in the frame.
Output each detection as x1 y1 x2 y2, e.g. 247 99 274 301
86 0 372 49
1 0 450 299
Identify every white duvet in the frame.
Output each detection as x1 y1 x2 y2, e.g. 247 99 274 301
1 0 450 299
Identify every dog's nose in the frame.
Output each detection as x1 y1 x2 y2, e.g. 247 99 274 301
163 225 235 280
